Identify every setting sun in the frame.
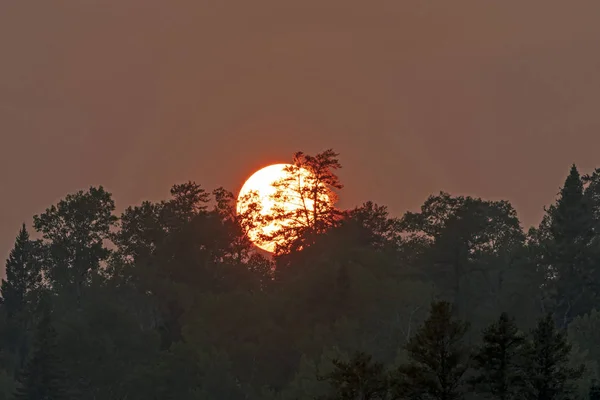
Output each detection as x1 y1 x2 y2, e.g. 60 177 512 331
236 164 330 252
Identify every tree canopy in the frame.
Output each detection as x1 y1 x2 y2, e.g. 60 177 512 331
0 150 598 399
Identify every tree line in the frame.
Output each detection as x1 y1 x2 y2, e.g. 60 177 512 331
1 149 600 399
318 304 585 400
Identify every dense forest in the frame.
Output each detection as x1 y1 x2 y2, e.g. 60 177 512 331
2 149 600 399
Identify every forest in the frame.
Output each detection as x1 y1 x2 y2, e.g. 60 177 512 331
2 149 600 400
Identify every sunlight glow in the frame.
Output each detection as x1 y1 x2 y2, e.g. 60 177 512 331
236 164 329 253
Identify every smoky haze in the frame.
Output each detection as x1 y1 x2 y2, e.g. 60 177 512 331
1 1 600 270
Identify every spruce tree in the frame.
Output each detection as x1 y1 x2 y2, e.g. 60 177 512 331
521 313 584 400
14 307 68 400
469 312 525 400
0 225 41 374
536 165 597 327
319 352 388 400
392 301 470 400
1 224 40 318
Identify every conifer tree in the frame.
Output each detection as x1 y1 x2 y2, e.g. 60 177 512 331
1 224 41 318
521 313 584 400
14 307 69 400
319 352 388 400
532 165 597 327
260 149 343 254
0 225 41 374
583 167 600 223
469 312 525 400
392 301 470 400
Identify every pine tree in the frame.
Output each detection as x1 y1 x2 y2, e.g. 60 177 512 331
392 301 470 400
249 149 344 254
0 225 41 374
535 165 597 328
1 224 41 318
319 352 388 400
521 313 584 400
14 307 68 400
469 312 525 400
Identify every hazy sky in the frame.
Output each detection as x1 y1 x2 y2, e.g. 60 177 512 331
2 1 600 269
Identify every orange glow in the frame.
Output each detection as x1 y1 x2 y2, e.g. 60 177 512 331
236 164 329 252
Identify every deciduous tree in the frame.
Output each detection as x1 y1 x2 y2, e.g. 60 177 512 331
400 193 527 325
33 186 117 307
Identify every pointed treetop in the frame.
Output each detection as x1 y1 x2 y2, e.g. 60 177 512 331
549 163 592 242
1 223 39 315
6 222 28 256
560 164 584 200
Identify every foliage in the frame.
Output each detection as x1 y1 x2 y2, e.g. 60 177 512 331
33 186 117 307
399 192 528 332
0 225 42 376
254 149 344 255
392 301 470 400
568 309 600 370
278 348 347 400
0 153 597 399
469 312 526 400
14 307 69 400
520 313 585 400
318 352 388 400
530 165 599 328
1 225 42 317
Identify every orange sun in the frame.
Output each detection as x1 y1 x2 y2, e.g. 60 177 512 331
236 164 329 252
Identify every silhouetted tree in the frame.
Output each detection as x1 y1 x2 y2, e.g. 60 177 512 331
521 313 584 400
2 154 600 400
346 201 404 251
469 312 525 400
33 186 117 307
0 225 42 374
164 181 211 225
262 149 343 254
1 225 41 316
52 282 160 399
392 301 470 400
212 186 257 263
530 165 597 328
318 352 388 400
400 193 527 325
568 309 600 373
14 307 68 400
583 167 600 224
112 181 210 264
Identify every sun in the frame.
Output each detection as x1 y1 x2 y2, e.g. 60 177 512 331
236 164 329 253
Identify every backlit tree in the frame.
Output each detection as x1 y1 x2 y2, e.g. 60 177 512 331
264 149 343 254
